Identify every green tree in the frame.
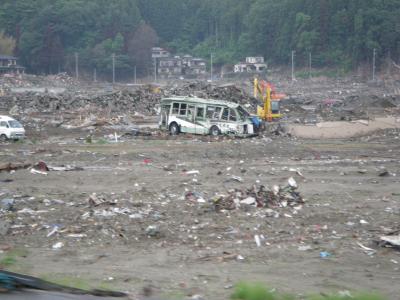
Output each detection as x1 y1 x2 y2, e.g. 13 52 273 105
127 22 159 75
1 0 400 75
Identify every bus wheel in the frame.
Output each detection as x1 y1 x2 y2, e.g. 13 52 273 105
169 122 180 135
210 126 221 136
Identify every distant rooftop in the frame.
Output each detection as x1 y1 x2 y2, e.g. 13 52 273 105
0 55 17 60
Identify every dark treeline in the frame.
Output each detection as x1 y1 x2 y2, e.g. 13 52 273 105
0 0 399 77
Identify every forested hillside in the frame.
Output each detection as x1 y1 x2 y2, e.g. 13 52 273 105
0 0 399 76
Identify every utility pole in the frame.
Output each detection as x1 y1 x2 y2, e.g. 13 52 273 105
215 21 219 47
372 48 376 81
309 52 312 79
134 66 137 84
210 53 213 82
291 50 295 81
112 53 115 84
93 68 97 82
154 58 157 83
75 52 79 80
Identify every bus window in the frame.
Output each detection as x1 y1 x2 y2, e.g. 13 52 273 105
206 106 215 118
213 107 222 119
221 108 229 120
196 107 205 118
229 109 237 121
188 105 195 120
237 106 250 121
172 103 179 115
179 103 187 115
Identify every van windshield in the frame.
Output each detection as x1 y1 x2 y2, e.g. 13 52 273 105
9 120 23 128
237 106 250 121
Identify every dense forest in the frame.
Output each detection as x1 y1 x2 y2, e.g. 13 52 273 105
0 0 399 77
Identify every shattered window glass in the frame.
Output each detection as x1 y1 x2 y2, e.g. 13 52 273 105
221 108 229 120
206 106 215 118
229 109 237 121
213 107 222 119
237 106 250 121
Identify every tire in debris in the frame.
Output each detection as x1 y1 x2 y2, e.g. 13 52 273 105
169 122 180 135
210 126 221 136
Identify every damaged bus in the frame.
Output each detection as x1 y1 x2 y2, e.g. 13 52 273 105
159 97 258 136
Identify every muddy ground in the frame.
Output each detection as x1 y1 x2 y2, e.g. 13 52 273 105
1 126 400 299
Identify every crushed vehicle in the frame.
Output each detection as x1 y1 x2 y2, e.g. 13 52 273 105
0 115 25 141
159 96 259 136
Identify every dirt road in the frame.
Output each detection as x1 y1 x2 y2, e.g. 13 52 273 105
1 129 400 299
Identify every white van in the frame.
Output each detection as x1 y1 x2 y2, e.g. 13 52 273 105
0 115 25 141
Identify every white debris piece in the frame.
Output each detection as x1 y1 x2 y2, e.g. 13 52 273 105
357 242 376 255
52 242 64 250
240 197 256 206
288 177 298 188
254 234 261 247
380 235 400 246
231 175 243 182
272 185 280 195
186 170 200 175
47 226 59 237
30 169 48 175
298 245 312 251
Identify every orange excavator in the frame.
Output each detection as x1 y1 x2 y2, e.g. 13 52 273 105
254 78 286 121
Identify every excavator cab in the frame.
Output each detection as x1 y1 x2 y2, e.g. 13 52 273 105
271 99 280 115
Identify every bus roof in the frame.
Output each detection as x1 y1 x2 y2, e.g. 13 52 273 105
161 96 240 109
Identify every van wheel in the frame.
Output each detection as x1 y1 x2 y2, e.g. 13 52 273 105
169 122 180 135
210 126 221 136
0 134 8 142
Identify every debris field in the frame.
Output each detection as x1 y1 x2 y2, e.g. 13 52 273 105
0 73 400 299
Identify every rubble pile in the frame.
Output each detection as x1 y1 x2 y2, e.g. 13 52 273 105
1 73 399 127
0 73 78 90
1 81 258 120
1 88 161 116
47 72 79 86
314 94 400 121
167 82 258 109
278 78 400 122
0 76 28 89
213 177 304 212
